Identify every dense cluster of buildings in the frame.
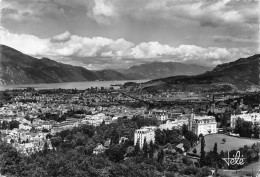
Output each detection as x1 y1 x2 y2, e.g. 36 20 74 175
0 90 148 155
1 88 259 154
1 128 53 156
134 113 218 149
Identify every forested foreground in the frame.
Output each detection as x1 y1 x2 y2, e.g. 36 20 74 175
0 116 252 177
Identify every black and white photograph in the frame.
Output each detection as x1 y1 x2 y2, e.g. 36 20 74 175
0 0 259 176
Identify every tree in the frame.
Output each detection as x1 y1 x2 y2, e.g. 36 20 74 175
50 137 62 148
75 134 86 147
109 163 131 177
155 129 164 145
106 144 126 162
213 142 218 154
234 118 253 137
182 139 191 151
149 141 154 158
9 120 20 130
80 124 95 137
180 166 198 176
182 124 189 135
182 156 193 166
111 127 119 144
59 129 71 141
29 167 48 177
46 134 52 139
143 138 148 158
200 136 206 167
157 149 164 163
219 150 225 158
253 124 260 138
43 141 48 155
199 133 203 139
0 142 22 175
162 131 167 145
132 115 158 129
222 138 226 144
184 131 198 146
134 139 140 156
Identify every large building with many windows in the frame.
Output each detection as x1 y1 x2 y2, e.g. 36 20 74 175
134 126 157 149
159 118 189 130
190 114 217 135
230 112 260 128
149 109 168 121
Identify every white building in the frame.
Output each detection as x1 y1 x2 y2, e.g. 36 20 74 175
191 115 217 135
150 109 168 121
230 112 260 128
42 123 52 130
134 126 157 149
19 123 32 131
84 113 107 126
93 144 107 155
159 118 188 130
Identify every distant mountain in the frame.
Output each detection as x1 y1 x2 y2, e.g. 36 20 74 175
0 45 135 85
118 62 212 79
140 54 260 91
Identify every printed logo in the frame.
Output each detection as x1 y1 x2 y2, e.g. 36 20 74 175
222 151 245 166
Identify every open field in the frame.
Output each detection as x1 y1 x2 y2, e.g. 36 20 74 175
191 134 260 153
239 160 260 172
190 134 260 176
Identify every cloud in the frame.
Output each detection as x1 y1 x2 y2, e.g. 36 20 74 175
1 0 83 22
213 35 258 44
100 0 258 28
51 31 71 43
87 0 118 25
130 42 176 58
0 27 134 58
142 0 248 27
2 0 258 27
0 28 256 69
129 42 254 66
0 27 49 55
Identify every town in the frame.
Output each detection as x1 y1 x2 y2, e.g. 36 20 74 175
0 85 259 177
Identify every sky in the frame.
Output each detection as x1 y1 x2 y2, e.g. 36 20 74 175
0 0 259 70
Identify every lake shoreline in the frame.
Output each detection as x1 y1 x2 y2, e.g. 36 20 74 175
0 79 148 91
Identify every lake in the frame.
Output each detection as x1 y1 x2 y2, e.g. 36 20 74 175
0 80 148 91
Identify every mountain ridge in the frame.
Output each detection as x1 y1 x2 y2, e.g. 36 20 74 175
140 54 260 91
1 45 258 89
118 61 212 79
0 45 135 85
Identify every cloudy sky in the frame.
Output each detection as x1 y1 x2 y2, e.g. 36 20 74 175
0 0 259 70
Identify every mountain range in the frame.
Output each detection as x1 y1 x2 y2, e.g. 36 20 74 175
139 54 260 92
0 45 140 85
119 62 212 79
0 45 212 85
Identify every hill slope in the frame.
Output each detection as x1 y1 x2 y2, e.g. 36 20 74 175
140 54 260 91
119 62 212 79
0 45 134 85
